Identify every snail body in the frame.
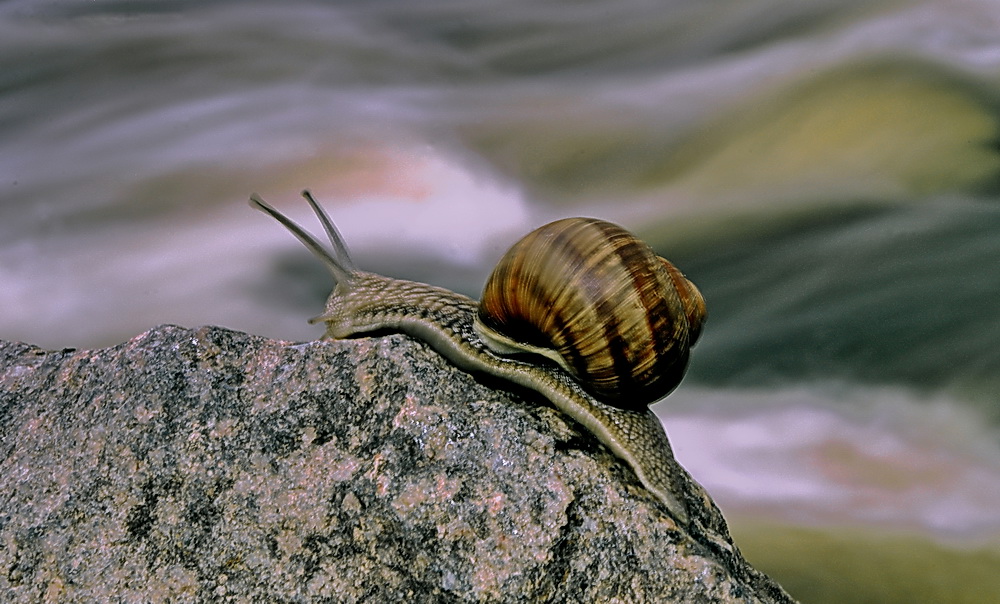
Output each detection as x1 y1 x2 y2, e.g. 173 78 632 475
250 191 705 525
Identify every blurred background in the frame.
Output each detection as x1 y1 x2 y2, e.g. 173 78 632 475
2 1 999 600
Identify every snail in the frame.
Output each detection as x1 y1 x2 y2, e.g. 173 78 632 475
250 191 706 525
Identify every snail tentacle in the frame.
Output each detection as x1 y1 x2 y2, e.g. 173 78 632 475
300 189 356 274
249 192 355 285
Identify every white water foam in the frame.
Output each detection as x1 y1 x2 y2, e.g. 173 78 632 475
657 385 1000 541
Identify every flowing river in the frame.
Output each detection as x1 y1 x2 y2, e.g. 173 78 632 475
2 1 1000 601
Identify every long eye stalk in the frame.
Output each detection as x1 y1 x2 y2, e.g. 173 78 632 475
249 192 356 285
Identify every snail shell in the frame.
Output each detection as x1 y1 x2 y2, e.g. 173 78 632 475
474 217 705 411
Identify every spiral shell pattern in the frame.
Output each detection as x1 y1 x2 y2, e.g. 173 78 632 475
475 217 705 411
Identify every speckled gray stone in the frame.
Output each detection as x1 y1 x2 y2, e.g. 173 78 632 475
0 325 795 603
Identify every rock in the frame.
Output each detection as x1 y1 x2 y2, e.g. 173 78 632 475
0 325 795 603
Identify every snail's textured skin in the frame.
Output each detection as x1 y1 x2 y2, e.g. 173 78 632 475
251 193 707 526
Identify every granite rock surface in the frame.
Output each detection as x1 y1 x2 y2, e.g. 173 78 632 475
0 325 794 603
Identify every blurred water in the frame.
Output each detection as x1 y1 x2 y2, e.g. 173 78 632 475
2 1 1000 600
680 200 1000 406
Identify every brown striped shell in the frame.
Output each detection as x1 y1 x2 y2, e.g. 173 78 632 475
474 217 705 411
